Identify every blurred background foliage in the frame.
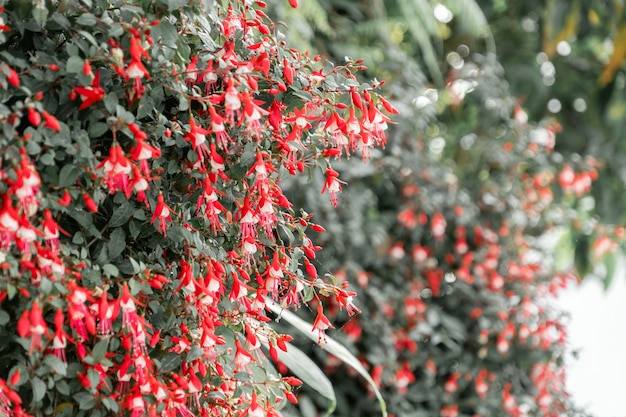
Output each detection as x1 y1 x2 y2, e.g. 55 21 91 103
266 0 626 416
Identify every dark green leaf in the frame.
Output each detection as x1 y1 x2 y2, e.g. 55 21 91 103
159 353 182 372
108 228 126 259
137 94 155 119
109 202 135 228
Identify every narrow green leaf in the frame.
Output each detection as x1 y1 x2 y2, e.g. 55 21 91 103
266 299 387 417
272 341 336 415
603 252 618 290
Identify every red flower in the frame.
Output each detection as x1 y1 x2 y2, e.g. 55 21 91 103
73 70 105 110
47 308 73 364
17 300 50 353
321 167 346 207
41 111 60 132
41 209 69 250
96 143 133 194
4 64 19 87
312 304 333 343
150 194 174 235
83 193 98 213
234 339 254 371
27 108 41 127
129 126 161 176
184 118 211 165
0 194 20 250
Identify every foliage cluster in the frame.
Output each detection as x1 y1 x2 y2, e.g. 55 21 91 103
274 1 621 416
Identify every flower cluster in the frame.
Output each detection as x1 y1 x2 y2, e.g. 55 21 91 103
0 1 393 416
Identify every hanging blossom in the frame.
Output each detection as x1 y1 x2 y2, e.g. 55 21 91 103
96 142 133 195
321 167 346 207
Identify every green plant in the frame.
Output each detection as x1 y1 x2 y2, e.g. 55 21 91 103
0 0 394 415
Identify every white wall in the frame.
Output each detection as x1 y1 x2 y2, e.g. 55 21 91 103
558 272 626 417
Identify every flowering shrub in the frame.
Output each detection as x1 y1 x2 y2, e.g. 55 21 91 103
284 52 607 416
0 1 394 415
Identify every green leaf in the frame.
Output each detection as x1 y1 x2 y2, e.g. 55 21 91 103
186 346 204 362
0 310 9 326
137 94 155 119
73 392 96 410
31 376 46 402
109 202 135 228
603 252 618 290
266 299 387 417
66 56 84 74
92 338 109 362
102 263 119 277
89 122 109 138
574 234 591 278
273 341 336 415
101 397 119 412
68 210 102 239
159 352 182 372
76 13 97 26
44 354 67 376
58 165 81 188
108 228 126 260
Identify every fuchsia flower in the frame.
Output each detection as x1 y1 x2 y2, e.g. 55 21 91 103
312 304 333 343
128 123 161 176
12 149 41 216
184 118 211 165
41 209 68 250
150 194 175 235
17 300 49 353
126 36 150 80
321 167 346 207
47 308 72 364
41 111 60 132
73 70 105 110
96 142 133 194
208 106 231 150
0 194 20 250
234 339 254 371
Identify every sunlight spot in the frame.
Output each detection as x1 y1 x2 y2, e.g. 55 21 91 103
547 98 561 113
557 40 571 56
433 4 453 23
